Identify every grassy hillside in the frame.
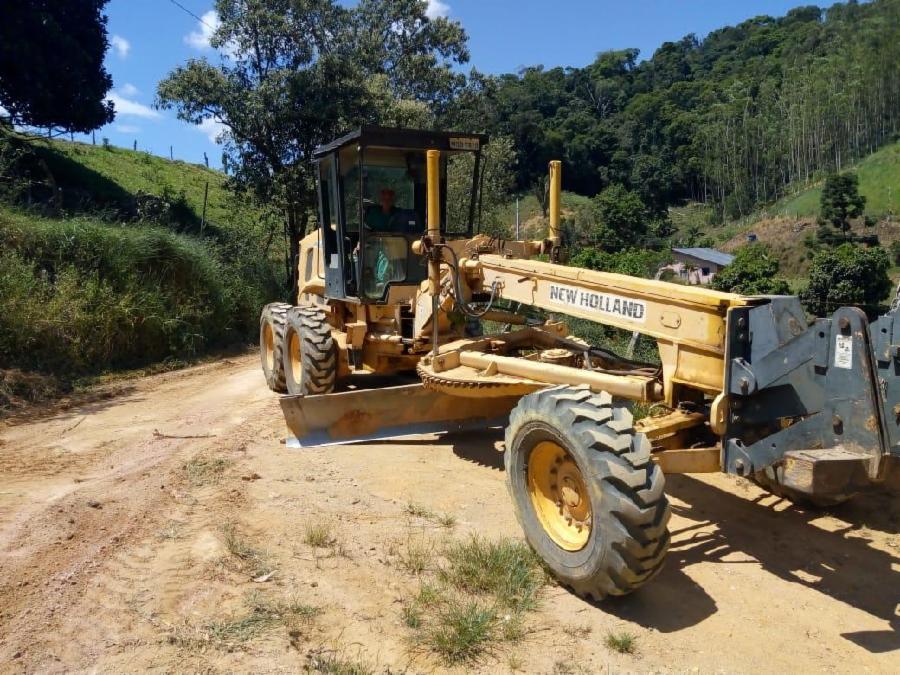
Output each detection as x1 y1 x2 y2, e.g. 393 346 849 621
770 141 900 219
0 135 282 409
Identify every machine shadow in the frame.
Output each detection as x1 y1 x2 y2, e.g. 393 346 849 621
442 427 899 642
614 474 899 646
446 426 507 471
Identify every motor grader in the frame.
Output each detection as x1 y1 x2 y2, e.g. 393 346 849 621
259 126 899 599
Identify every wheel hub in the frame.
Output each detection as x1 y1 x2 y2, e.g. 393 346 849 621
263 323 275 370
527 441 592 551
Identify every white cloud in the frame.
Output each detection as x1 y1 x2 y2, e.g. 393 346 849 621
119 82 139 97
185 10 220 50
197 117 226 143
425 0 450 19
108 92 160 119
110 34 130 58
115 124 141 134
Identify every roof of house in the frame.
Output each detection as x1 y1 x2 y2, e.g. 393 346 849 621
671 247 735 267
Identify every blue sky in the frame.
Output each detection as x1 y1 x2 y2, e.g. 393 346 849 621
82 0 837 168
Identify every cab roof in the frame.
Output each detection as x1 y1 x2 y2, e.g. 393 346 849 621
312 126 489 159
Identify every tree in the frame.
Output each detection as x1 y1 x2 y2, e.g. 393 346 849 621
157 0 469 296
571 247 670 279
590 184 648 252
800 244 891 317
819 172 866 235
0 1 114 132
710 244 791 295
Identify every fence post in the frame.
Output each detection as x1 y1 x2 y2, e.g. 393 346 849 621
201 181 209 235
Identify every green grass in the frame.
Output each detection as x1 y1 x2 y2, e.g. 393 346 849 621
604 630 637 654
772 141 900 219
439 536 545 612
29 137 264 230
399 536 548 665
173 591 320 649
0 134 283 392
425 599 497 664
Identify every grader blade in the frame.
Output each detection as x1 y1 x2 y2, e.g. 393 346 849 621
280 384 520 447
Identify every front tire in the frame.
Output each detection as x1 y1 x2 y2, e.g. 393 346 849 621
259 302 291 393
504 386 671 600
283 305 337 395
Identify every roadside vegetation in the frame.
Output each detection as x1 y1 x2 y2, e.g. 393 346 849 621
394 534 547 665
0 132 283 413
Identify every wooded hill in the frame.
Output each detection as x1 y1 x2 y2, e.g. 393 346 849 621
446 0 900 221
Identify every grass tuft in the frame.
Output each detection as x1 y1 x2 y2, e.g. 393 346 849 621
604 630 637 654
304 522 335 548
440 536 546 611
405 502 435 519
425 598 496 664
305 648 375 674
437 513 457 529
183 456 230 487
221 523 273 578
398 537 435 575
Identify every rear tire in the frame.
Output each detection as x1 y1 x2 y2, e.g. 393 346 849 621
504 385 671 600
260 302 291 393
283 305 337 395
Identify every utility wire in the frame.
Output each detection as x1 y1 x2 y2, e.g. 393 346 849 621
167 0 216 29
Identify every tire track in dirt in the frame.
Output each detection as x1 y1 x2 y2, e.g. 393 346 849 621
0 356 276 670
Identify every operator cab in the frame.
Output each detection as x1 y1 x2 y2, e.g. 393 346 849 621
313 127 488 303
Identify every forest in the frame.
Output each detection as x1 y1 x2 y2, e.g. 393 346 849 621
444 0 900 221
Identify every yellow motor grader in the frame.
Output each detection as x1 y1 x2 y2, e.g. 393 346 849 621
260 127 899 599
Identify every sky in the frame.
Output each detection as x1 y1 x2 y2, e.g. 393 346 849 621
79 0 839 169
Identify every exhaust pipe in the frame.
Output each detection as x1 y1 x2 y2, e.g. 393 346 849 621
548 160 561 245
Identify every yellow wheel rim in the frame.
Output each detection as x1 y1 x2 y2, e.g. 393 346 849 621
263 323 275 371
527 441 592 551
289 331 303 385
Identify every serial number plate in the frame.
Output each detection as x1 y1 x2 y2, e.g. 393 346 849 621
449 137 480 151
548 283 647 323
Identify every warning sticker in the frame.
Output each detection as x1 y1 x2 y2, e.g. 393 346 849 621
834 335 853 369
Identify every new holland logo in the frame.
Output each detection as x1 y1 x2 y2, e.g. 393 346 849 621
548 283 647 323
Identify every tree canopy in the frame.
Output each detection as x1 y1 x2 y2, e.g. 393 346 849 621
443 0 900 219
0 0 114 132
157 0 470 293
800 244 891 316
710 244 791 296
819 172 866 233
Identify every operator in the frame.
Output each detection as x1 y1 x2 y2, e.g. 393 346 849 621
365 188 403 231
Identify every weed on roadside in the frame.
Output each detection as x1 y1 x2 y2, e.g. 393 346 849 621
305 646 375 674
440 536 545 611
170 591 320 650
399 536 548 666
405 502 435 519
426 597 497 664
437 513 457 529
604 630 637 654
221 523 273 578
304 522 335 548
183 456 230 487
397 537 435 575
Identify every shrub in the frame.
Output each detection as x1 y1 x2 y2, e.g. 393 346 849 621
710 243 791 295
800 243 891 317
0 212 277 375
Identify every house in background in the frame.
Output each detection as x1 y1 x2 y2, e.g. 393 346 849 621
666 247 735 285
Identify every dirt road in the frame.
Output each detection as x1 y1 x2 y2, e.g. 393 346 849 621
0 355 897 673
